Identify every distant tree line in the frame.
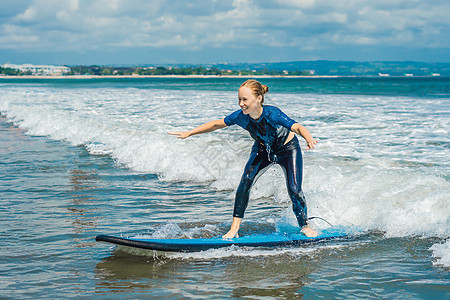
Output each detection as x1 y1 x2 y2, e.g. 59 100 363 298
2 62 448 77
66 65 314 76
0 66 31 76
211 61 449 76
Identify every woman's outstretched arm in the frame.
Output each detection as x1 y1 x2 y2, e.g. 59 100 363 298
168 119 227 139
291 123 318 150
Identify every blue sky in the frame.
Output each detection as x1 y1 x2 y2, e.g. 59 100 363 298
0 0 448 65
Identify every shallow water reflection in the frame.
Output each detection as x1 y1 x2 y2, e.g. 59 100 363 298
94 249 316 298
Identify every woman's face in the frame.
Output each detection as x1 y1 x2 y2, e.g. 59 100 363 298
238 86 262 117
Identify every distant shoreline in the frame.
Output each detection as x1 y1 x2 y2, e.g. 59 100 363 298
0 74 341 79
0 74 442 79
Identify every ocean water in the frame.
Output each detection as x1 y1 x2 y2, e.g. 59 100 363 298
0 77 449 299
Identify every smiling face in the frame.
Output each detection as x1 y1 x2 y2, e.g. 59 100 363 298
238 86 263 119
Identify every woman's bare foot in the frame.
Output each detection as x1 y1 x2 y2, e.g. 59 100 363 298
222 230 239 239
301 225 318 237
222 217 242 239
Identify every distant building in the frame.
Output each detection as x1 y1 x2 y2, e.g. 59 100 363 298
2 63 71 75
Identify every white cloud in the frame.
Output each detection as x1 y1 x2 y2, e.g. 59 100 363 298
15 6 37 21
0 0 448 60
274 0 316 9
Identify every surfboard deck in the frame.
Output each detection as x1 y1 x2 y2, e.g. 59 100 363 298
96 227 353 253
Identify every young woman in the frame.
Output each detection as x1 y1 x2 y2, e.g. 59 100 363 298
168 79 318 238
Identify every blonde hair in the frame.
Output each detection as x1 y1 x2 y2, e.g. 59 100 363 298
239 79 269 104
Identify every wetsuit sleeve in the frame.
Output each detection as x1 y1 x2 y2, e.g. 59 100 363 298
224 109 239 126
268 106 297 129
224 109 248 128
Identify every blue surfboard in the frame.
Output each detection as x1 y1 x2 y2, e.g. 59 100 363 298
96 227 354 253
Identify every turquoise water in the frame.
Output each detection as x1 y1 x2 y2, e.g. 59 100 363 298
0 77 449 298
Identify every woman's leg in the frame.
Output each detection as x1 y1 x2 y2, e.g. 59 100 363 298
233 144 272 219
277 138 308 227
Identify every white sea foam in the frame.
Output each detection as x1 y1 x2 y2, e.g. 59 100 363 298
1 86 449 246
430 239 450 268
134 223 220 239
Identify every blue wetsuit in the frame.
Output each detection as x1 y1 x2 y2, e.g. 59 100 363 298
224 105 308 227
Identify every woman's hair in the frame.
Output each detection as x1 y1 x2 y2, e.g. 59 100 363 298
240 79 269 103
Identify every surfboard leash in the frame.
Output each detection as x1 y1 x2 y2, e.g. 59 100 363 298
308 216 334 227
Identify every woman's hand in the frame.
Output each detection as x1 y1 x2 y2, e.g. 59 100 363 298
291 123 318 150
305 138 318 150
167 131 191 139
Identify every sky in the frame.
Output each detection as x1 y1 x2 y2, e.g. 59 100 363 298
0 0 449 65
